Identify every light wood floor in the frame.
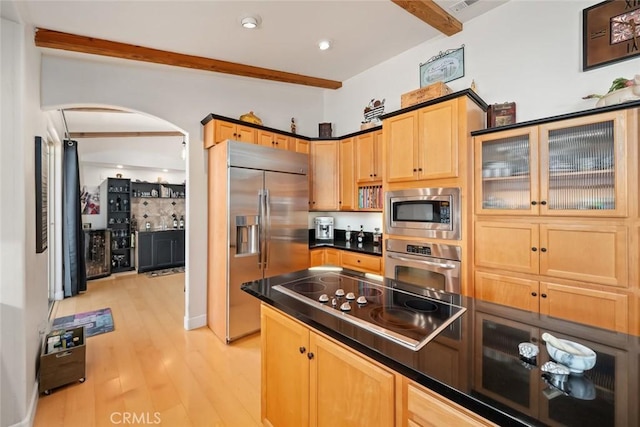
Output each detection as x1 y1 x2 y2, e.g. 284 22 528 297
34 272 262 427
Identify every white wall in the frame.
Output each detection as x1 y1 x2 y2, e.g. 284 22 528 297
41 54 326 330
1 17 50 427
324 0 640 134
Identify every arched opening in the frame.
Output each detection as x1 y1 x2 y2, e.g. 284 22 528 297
44 103 189 324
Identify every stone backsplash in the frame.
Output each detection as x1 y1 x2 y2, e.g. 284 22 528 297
131 197 186 231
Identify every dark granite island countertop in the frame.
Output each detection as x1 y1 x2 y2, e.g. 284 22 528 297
242 268 639 427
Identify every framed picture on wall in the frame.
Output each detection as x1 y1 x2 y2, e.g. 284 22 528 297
35 136 48 253
583 0 640 70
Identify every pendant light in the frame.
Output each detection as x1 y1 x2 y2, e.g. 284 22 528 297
181 138 186 160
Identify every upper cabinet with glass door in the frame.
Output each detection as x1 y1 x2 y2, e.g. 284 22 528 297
475 111 628 217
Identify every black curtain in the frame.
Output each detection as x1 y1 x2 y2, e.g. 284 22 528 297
62 140 86 296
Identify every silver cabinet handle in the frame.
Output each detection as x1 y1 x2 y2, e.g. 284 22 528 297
387 254 456 269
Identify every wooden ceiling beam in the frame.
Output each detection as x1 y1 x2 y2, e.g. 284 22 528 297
35 28 342 90
69 131 184 138
391 0 462 36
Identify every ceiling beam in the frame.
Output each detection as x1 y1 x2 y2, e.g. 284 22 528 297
69 131 184 138
35 28 342 90
391 0 462 36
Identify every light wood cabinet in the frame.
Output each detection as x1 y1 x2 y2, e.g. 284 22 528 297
475 111 628 217
384 100 459 183
474 270 629 332
258 129 290 150
204 119 256 147
309 248 381 274
310 140 339 211
339 137 356 211
475 221 628 287
401 378 496 427
340 251 382 274
261 304 395 427
295 138 310 154
355 130 382 183
309 249 324 267
472 108 639 335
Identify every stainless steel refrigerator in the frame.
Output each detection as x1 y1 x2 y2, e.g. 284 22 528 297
211 140 309 343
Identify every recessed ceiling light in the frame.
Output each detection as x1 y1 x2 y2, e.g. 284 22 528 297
318 40 331 51
116 165 123 169
162 169 169 173
241 16 259 29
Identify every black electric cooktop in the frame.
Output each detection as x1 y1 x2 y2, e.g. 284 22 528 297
273 271 465 350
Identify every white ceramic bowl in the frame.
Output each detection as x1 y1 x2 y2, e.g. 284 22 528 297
546 339 596 373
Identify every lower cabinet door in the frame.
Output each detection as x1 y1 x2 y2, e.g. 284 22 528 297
137 233 153 272
309 333 395 427
540 282 629 333
261 305 310 427
474 271 539 312
153 234 174 267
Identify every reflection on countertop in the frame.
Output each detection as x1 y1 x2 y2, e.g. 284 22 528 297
242 269 639 427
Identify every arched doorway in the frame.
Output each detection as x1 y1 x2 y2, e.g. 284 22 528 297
45 104 189 323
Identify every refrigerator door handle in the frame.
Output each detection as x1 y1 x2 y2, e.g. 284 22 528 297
257 190 265 269
264 189 271 270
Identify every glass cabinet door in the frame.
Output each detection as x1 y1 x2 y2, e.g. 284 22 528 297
539 111 627 217
475 127 539 215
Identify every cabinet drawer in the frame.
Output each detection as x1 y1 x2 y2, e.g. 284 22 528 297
407 381 497 427
474 271 539 312
341 252 381 273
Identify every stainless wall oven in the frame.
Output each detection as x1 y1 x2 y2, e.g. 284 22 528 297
385 238 461 294
385 187 461 240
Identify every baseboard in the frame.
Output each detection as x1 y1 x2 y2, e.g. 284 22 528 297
10 381 39 427
184 313 206 330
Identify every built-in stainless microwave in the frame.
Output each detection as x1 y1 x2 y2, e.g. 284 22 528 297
385 187 461 240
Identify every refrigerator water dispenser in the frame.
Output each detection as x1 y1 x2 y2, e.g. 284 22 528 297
236 215 259 255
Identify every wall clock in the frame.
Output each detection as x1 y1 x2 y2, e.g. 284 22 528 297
583 0 640 70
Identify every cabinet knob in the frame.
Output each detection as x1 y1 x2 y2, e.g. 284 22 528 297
413 168 417 172
540 248 547 252
370 174 373 177
541 293 547 298
541 201 547 205
531 247 537 252
299 346 306 354
307 352 314 360
531 201 537 206
531 292 537 297
531 337 538 343
357 260 361 263
418 168 423 172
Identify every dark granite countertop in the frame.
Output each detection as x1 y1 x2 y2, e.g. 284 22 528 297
242 268 639 427
136 228 185 234
308 229 383 256
309 239 382 257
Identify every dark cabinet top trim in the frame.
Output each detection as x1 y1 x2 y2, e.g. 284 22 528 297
472 99 640 136
201 89 486 141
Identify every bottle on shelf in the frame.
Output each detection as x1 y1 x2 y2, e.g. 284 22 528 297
179 215 185 229
173 215 178 229
373 228 381 246
131 214 137 231
357 225 364 248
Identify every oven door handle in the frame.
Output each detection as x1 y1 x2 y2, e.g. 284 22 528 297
387 254 457 269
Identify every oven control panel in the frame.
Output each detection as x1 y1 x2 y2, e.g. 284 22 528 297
406 245 432 256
